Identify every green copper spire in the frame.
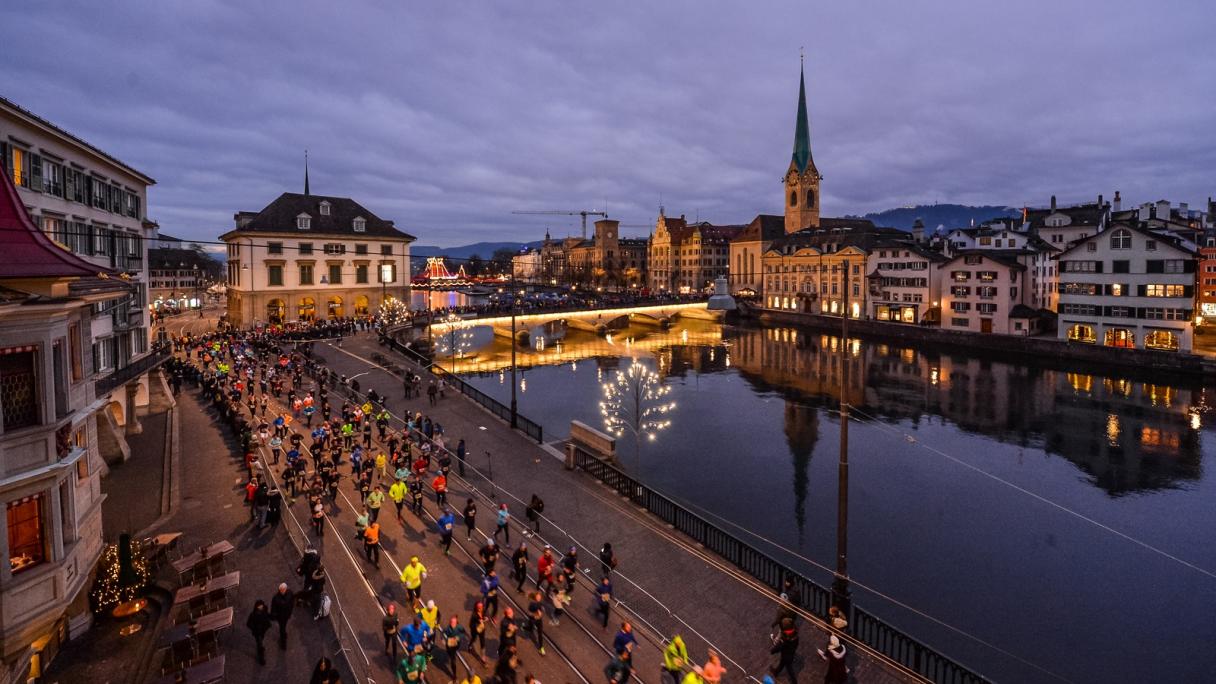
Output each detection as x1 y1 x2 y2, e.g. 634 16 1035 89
791 63 813 174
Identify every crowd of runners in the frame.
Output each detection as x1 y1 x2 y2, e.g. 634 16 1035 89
164 321 847 684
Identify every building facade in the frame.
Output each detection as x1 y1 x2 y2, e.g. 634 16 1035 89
0 165 134 683
939 252 1033 334
728 214 784 295
511 249 541 282
221 193 415 327
866 241 946 324
0 96 159 470
762 243 868 318
148 238 220 313
1056 223 1196 352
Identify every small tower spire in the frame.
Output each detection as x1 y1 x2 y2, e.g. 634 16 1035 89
304 150 310 196
792 59 813 175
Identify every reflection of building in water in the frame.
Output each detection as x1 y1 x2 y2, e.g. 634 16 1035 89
783 401 819 540
725 325 1203 495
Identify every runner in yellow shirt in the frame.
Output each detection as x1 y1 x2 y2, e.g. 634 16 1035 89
400 556 428 602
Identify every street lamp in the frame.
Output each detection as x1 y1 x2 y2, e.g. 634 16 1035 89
380 263 393 316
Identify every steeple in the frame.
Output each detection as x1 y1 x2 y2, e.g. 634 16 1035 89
304 149 310 196
792 59 813 175
783 56 821 234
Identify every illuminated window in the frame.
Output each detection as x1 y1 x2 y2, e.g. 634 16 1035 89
1144 330 1179 351
1104 328 1135 349
1067 324 1096 343
8 495 46 574
9 147 27 186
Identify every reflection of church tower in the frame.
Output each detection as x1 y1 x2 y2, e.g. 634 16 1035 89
783 401 820 540
784 60 822 234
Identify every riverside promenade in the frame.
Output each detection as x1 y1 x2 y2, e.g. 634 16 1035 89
301 330 921 683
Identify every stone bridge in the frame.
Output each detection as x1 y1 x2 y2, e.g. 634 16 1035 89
434 302 722 344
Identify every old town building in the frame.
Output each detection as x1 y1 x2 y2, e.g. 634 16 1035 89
221 191 415 327
728 214 784 296
147 234 220 312
1056 222 1196 352
866 240 947 324
939 251 1039 335
0 165 133 682
648 214 740 293
0 95 161 473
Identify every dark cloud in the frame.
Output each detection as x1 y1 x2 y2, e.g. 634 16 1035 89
3 0 1212 246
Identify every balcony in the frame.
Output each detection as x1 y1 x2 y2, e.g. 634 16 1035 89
95 346 170 395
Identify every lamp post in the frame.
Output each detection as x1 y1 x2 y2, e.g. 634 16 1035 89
380 263 392 318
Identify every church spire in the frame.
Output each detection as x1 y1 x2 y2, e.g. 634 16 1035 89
304 149 310 195
792 59 813 175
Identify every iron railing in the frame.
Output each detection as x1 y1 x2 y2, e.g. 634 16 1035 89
570 445 990 684
382 337 544 443
95 346 171 395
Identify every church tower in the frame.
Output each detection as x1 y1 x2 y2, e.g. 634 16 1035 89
784 61 821 233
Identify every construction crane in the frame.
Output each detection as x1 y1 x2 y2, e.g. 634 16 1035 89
512 210 607 240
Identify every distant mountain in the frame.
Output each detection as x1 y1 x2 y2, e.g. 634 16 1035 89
412 240 545 260
853 204 1018 232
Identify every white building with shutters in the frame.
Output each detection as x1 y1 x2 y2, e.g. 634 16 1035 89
1056 222 1197 352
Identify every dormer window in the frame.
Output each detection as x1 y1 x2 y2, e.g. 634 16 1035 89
353 217 366 233
319 201 331 216
297 213 312 230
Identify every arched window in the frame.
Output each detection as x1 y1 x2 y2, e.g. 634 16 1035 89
806 190 815 208
1144 330 1179 351
354 294 370 316
298 297 316 321
789 191 798 207
266 298 285 323
1066 324 1095 343
327 296 344 318
1104 328 1135 348
1110 229 1131 250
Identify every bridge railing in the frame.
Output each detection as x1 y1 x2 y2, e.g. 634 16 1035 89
569 444 990 684
380 336 544 444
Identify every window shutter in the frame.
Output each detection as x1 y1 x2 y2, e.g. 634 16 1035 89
1137 284 1147 297
1103 284 1111 295
1184 285 1194 298
30 154 43 192
1184 260 1196 274
1094 262 1103 273
0 142 7 176
1136 308 1145 319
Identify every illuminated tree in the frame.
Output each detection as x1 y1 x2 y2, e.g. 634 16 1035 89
599 358 675 474
91 533 151 613
378 296 410 327
435 312 473 367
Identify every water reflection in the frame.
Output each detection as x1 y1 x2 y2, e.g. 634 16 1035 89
461 321 1206 496
724 326 1205 496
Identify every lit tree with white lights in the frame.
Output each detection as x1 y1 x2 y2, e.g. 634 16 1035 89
436 312 474 367
377 296 410 328
599 358 675 474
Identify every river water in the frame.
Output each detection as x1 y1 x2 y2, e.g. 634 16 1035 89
447 316 1216 683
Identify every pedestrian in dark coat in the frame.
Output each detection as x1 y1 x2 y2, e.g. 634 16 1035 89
818 635 848 684
270 582 295 649
246 599 272 665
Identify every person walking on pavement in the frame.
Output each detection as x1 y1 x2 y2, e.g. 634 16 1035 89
400 556 428 603
390 478 407 520
526 590 547 656
498 607 519 658
605 650 633 684
441 615 468 680
595 576 613 628
769 617 799 684
525 494 544 535
383 603 401 662
366 484 385 523
663 635 689 684
817 635 848 684
437 507 456 555
455 438 467 476
364 521 382 567
270 583 295 649
468 602 489 665
462 498 477 540
480 569 500 620
310 656 342 684
613 622 637 657
600 542 617 578
494 503 510 545
511 542 530 593
246 599 272 665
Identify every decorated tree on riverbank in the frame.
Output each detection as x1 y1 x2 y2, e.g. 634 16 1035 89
599 358 675 474
378 295 410 327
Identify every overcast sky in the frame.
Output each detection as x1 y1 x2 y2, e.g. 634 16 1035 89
3 1 1213 247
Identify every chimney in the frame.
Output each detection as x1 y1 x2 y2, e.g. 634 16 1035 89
1139 203 1152 222
1179 202 1189 217
1157 199 1171 220
1098 194 1104 208
1050 195 1057 211
1113 190 1122 212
